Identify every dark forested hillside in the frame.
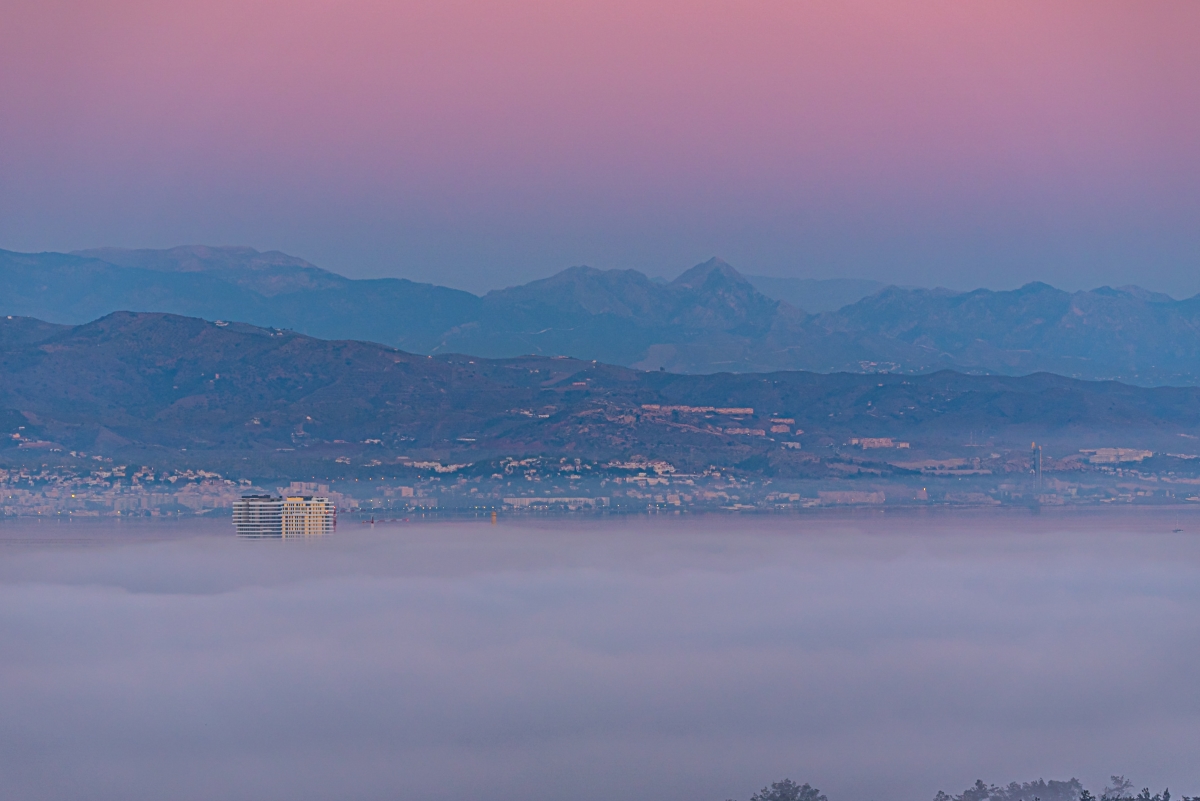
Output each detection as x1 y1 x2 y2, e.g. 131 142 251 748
3 312 1200 475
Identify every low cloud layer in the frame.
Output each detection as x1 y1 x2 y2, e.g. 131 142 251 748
1 511 1198 801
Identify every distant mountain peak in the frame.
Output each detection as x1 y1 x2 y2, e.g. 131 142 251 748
671 257 749 289
521 264 649 288
1013 281 1061 295
72 245 347 296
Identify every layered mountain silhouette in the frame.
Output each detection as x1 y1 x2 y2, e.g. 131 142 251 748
3 246 477 352
3 245 1199 385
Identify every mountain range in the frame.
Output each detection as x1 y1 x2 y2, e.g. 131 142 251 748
3 245 1199 385
3 311 1200 477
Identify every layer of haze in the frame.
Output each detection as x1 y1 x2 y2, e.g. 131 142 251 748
1 512 1199 801
2 1 1199 295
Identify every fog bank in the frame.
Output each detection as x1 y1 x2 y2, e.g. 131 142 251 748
1 511 1198 801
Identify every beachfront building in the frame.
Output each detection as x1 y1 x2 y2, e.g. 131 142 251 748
233 494 336 537
232 495 284 537
281 495 336 537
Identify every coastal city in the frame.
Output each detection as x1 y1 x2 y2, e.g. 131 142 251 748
4 442 1199 520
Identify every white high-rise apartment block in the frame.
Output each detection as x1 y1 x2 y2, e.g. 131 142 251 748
232 495 283 537
233 495 336 537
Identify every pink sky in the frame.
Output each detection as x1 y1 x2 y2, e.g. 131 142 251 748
2 1 1198 293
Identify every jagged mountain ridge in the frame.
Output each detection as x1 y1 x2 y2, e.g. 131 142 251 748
3 246 1199 384
438 259 797 367
819 282 1200 381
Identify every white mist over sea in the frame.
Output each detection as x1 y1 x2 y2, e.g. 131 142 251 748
1 511 1198 801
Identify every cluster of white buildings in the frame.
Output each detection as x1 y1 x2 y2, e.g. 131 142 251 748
0 466 248 517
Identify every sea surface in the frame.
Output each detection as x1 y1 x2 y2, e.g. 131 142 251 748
1 510 1198 801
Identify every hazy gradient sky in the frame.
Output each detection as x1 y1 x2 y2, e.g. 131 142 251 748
2 1 1198 294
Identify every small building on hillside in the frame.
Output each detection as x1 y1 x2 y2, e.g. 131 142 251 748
848 437 910 450
1081 448 1154 464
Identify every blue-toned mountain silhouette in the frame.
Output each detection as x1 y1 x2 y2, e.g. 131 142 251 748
3 245 1199 385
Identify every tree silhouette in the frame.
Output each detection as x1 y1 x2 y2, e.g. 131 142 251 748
748 779 828 801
